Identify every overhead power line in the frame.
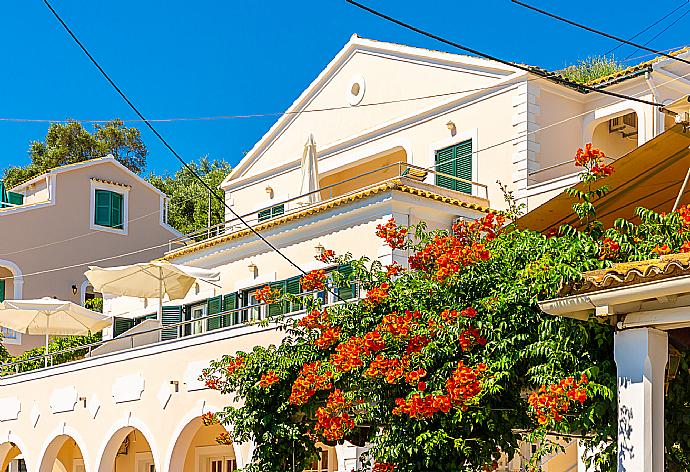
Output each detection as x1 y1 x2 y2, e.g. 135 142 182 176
604 1 689 56
40 1 325 290
624 7 690 60
344 0 663 106
512 0 690 67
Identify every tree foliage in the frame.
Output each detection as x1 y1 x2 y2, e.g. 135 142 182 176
148 157 232 236
2 119 148 188
197 145 690 471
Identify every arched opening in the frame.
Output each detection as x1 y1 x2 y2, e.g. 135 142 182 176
169 417 239 472
590 111 639 159
99 428 156 472
0 441 26 472
39 435 85 472
303 443 337 472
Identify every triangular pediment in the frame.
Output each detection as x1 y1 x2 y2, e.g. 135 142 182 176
222 35 525 188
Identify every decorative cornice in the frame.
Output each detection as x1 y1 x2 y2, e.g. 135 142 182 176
90 178 131 189
164 180 492 260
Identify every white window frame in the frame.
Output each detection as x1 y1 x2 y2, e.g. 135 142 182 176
73 458 85 472
194 444 237 472
190 302 208 335
90 180 130 235
135 452 155 472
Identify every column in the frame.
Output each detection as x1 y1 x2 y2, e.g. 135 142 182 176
614 327 668 472
335 442 369 472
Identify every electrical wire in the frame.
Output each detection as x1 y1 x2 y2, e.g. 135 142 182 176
7 59 690 283
603 1 689 56
41 1 314 281
511 0 690 67
623 7 690 60
344 0 663 106
4 0 688 284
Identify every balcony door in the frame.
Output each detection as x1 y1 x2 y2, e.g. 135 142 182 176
208 456 237 472
191 303 207 335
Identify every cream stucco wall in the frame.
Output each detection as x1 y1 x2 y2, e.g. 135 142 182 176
0 159 179 355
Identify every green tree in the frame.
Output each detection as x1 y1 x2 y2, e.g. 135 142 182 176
148 157 232 236
2 119 147 187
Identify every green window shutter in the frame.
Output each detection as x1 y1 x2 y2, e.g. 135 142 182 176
434 140 472 194
337 263 357 300
161 305 183 340
268 281 286 317
286 276 302 312
207 296 222 331
435 146 455 190
258 208 272 222
7 192 23 206
113 317 135 337
94 190 112 227
271 204 285 218
455 140 473 194
0 279 5 302
222 293 237 326
111 192 123 229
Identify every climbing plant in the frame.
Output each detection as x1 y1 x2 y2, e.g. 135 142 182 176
202 144 690 471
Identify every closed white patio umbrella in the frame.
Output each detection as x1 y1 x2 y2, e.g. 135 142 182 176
0 298 112 367
300 133 320 204
84 261 221 322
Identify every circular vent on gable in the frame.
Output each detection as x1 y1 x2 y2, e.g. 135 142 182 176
347 75 366 106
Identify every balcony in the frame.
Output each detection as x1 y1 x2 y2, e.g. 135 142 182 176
167 161 490 252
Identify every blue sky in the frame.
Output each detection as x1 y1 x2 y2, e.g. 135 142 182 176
0 0 688 176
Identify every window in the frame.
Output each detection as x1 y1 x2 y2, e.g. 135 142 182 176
0 279 4 302
304 448 329 472
239 288 262 322
207 457 237 472
435 139 472 194
258 204 285 222
190 303 207 335
94 189 124 229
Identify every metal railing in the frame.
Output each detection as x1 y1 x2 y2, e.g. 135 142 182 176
168 161 489 250
0 290 360 376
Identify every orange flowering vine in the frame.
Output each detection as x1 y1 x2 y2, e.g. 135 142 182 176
372 463 395 472
575 143 613 177
259 370 280 388
301 269 327 292
681 241 690 253
299 309 330 330
528 374 588 425
289 362 333 405
314 389 355 441
364 283 389 307
201 411 217 426
599 237 620 260
254 285 281 304
458 327 487 352
652 244 671 256
376 218 408 249
314 326 342 350
315 249 336 263
216 432 233 445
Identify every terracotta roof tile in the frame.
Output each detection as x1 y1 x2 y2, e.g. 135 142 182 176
560 252 690 296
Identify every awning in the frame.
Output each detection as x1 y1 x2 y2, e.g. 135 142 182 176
516 124 690 233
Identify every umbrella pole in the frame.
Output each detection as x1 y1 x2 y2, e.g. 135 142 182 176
158 267 163 340
45 315 49 368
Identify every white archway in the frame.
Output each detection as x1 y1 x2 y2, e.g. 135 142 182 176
0 259 23 299
95 416 160 472
166 406 243 471
0 432 32 472
37 428 89 472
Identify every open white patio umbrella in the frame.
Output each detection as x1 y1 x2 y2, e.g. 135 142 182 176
0 298 112 367
84 261 221 322
300 133 321 204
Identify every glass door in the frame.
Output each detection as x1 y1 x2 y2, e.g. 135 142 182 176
191 303 207 335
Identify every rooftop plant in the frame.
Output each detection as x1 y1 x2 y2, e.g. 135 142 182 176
558 55 626 85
